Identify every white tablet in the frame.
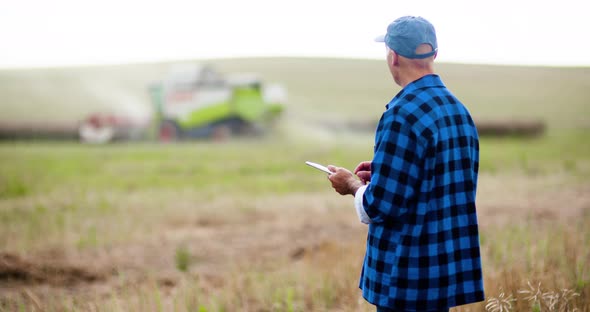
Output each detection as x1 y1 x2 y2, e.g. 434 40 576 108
305 161 332 174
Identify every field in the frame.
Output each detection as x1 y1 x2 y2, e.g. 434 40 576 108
0 58 589 311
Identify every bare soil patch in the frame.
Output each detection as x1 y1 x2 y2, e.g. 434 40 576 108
0 252 106 287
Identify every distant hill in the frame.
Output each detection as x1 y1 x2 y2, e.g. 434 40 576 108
0 58 588 134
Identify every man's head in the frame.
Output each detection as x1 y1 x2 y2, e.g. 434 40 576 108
376 16 438 86
376 16 437 59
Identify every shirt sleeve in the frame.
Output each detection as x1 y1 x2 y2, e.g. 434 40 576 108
354 184 371 224
363 111 425 224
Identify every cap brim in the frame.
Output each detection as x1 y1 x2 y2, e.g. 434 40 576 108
374 35 386 42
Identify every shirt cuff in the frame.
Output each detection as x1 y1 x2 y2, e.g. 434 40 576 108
354 185 372 224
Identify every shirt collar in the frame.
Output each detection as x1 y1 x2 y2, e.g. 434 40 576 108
386 74 444 109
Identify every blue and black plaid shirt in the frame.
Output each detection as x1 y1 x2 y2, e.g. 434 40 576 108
360 74 484 310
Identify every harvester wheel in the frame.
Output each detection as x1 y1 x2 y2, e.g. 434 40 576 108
211 125 231 141
78 117 115 144
159 121 179 142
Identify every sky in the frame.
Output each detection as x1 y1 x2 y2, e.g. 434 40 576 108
1 0 588 69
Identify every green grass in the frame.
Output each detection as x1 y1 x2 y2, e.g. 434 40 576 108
175 245 191 273
0 140 361 197
0 130 587 198
479 129 590 177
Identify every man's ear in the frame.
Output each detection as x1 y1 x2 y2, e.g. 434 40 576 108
392 51 400 66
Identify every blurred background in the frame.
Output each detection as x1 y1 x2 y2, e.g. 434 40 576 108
0 0 589 311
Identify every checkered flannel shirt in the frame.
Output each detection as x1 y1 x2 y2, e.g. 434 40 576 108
359 74 485 310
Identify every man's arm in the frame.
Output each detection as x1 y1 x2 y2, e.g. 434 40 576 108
363 111 425 223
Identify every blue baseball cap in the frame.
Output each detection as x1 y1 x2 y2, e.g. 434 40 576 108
375 16 438 59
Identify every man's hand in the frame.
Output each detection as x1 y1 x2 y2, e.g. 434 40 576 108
327 165 364 196
354 161 371 184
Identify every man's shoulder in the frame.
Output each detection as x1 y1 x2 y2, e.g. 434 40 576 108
385 85 475 143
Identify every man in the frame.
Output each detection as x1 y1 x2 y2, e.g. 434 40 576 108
327 16 485 311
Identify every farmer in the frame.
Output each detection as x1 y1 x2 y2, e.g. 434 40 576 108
327 16 485 311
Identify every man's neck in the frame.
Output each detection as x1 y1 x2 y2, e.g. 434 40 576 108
399 69 435 87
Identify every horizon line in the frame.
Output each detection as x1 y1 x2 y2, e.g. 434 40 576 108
0 55 588 71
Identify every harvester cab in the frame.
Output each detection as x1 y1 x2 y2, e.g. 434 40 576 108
149 64 285 141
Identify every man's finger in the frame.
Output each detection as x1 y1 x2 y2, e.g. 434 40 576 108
354 161 371 174
357 170 371 183
353 163 363 174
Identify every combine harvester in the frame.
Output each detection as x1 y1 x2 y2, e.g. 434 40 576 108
148 64 286 141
